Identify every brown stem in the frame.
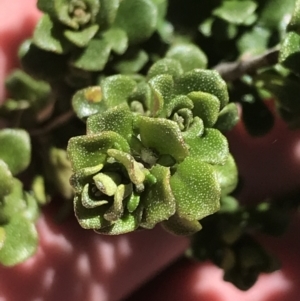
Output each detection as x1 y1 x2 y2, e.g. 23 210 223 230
214 48 280 82
30 110 75 136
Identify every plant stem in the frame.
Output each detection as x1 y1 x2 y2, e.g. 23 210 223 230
214 48 279 82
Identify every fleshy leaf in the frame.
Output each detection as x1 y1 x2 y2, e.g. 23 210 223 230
87 104 133 140
103 28 128 54
0 215 38 266
107 149 146 186
287 0 300 33
170 157 220 221
95 209 142 235
96 0 120 29
0 129 31 175
67 132 130 171
149 74 174 116
187 91 220 127
215 154 238 196
147 58 183 79
72 86 106 120
138 116 189 162
185 128 229 165
214 103 239 132
163 95 194 118
74 194 112 229
33 14 71 54
279 32 300 75
175 69 229 109
0 160 13 198
166 44 207 72
71 39 111 71
141 165 176 229
162 213 202 236
113 49 149 74
213 1 257 25
55 0 100 29
64 24 99 47
101 75 137 107
0 179 39 223
114 0 158 44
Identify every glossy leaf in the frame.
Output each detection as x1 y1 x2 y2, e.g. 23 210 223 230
64 24 99 47
0 160 13 198
87 105 133 140
141 165 176 228
279 32 300 75
67 132 130 171
214 103 239 132
170 157 220 221
71 39 111 71
0 215 38 266
215 154 238 196
187 91 220 127
0 129 31 175
138 116 189 162
162 213 202 236
101 75 137 107
186 128 229 165
147 58 183 79
114 0 158 44
33 14 71 54
103 28 128 54
213 1 257 25
72 86 106 120
166 44 207 72
175 69 229 109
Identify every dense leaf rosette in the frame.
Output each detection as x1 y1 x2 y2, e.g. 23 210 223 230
68 95 237 235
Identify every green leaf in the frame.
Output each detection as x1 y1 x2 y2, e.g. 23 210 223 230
74 194 112 229
0 129 31 175
64 24 99 47
113 49 149 74
187 91 220 127
114 0 158 44
101 75 137 107
279 32 300 75
214 103 239 132
33 14 71 54
5 70 51 110
148 74 174 116
0 215 38 266
138 116 189 162
55 0 100 29
141 165 176 228
48 148 74 200
87 104 133 140
287 0 300 33
0 160 13 198
0 178 39 223
237 27 271 56
170 157 220 221
67 132 130 171
175 69 229 109
215 154 238 196
213 1 257 25
162 213 202 236
185 128 229 165
147 58 183 79
71 39 111 71
72 86 107 120
166 44 207 72
103 28 128 54
96 0 120 29
95 209 142 234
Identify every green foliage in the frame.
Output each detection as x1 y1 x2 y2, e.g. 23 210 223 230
1 0 300 291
